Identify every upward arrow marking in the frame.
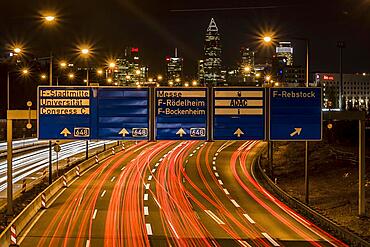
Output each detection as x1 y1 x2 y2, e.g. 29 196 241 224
176 128 186 137
234 128 244 138
60 128 71 137
119 128 129 137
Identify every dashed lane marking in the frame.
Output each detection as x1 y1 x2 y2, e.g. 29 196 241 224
243 214 256 224
93 209 98 219
146 224 153 235
144 206 149 216
230 199 240 208
144 194 149 201
223 188 230 195
262 233 280 246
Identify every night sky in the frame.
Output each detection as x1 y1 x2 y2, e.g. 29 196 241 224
1 0 370 76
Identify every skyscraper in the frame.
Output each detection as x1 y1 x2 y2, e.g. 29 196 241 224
113 47 148 86
166 48 183 86
203 18 222 86
276 41 293 66
240 47 255 70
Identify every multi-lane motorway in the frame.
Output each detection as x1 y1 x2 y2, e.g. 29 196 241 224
0 140 116 201
18 141 347 246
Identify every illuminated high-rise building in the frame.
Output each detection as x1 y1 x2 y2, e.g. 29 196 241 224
203 18 222 86
113 47 148 86
166 48 183 86
198 60 205 82
276 41 293 66
240 47 254 70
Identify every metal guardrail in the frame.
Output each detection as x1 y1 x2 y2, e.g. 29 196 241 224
252 155 370 247
0 143 123 246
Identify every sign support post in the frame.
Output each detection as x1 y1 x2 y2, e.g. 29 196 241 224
48 141 52 185
207 83 214 142
7 110 37 217
149 84 156 142
359 119 366 216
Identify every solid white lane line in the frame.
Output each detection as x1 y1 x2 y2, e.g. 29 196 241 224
111 176 116 182
145 184 150 190
93 209 98 219
86 240 90 247
230 199 240 208
146 224 153 235
168 221 180 239
218 180 224 185
204 210 225 225
262 233 280 246
148 175 153 181
243 214 256 224
238 240 252 247
223 188 230 195
214 172 219 177
144 194 149 201
144 206 149 216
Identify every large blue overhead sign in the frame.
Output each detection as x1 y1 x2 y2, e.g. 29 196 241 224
97 88 149 140
269 87 322 141
38 86 149 140
155 88 207 140
213 88 265 140
38 87 94 139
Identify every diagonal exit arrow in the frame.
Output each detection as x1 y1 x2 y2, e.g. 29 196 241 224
119 128 129 137
60 128 71 137
234 128 244 138
290 128 302 137
176 128 186 137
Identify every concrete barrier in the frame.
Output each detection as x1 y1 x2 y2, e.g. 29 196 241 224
0 142 123 246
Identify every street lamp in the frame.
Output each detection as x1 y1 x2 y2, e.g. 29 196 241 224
192 80 198 86
13 47 22 54
79 47 92 85
263 36 272 43
44 15 56 22
41 74 47 80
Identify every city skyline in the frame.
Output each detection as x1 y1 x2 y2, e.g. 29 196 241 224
1 0 370 76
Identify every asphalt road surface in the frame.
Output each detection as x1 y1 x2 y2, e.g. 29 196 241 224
19 141 348 247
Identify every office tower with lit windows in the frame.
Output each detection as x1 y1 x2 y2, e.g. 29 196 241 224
203 18 222 86
276 41 293 66
166 48 183 86
113 47 148 86
240 47 254 70
198 60 205 83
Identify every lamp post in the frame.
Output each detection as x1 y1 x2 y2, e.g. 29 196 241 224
263 34 311 204
42 14 57 86
81 48 90 86
7 47 23 110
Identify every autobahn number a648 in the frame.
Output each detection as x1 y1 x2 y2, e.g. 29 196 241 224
132 128 148 137
74 127 90 137
190 128 206 137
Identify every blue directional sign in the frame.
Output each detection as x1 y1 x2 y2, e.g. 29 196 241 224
38 86 149 140
269 87 322 141
155 88 207 140
97 87 149 140
38 86 95 140
213 88 265 140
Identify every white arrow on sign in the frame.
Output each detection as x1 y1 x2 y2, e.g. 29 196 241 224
176 128 186 137
60 128 71 137
290 128 302 137
119 128 129 137
234 128 244 138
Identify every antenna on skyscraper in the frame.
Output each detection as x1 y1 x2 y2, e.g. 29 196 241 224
175 48 178 57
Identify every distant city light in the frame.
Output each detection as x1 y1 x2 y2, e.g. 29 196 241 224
157 75 163 81
81 48 89 55
44 16 55 22
41 74 47 79
109 62 116 68
192 80 198 86
263 36 272 43
184 82 189 87
107 78 112 83
68 73 74 79
14 47 22 54
60 62 67 68
244 66 251 72
135 70 141 75
97 69 103 75
22 69 29 75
